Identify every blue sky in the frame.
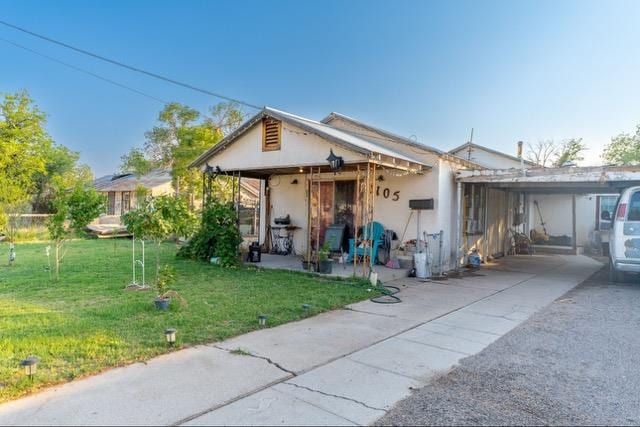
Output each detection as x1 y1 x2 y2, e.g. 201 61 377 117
2 0 640 176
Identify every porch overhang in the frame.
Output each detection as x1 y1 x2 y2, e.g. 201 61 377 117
203 157 428 180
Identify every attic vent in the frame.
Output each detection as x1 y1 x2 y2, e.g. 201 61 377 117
262 117 282 151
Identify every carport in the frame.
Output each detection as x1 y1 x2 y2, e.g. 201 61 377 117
454 165 640 263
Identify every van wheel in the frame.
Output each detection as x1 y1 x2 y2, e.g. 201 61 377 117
609 260 625 283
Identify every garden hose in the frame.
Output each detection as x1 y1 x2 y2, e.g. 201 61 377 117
369 283 402 304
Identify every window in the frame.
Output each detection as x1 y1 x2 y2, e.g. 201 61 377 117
628 191 640 221
596 195 618 230
121 191 131 213
106 192 116 215
463 185 486 235
262 118 281 151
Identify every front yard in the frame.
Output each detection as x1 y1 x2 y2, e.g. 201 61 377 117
0 239 373 403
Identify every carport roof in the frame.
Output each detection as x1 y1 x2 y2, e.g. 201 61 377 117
456 165 640 193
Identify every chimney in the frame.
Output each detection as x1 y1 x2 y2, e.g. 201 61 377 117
517 141 523 159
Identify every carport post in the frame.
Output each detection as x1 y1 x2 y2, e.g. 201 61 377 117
572 194 577 253
455 181 463 271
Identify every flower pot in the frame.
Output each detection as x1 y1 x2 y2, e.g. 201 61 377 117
154 297 171 311
318 259 333 274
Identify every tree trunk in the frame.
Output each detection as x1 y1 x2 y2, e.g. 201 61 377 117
54 242 60 281
155 240 161 284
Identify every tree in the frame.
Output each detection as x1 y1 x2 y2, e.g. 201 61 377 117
32 144 93 213
47 182 106 280
120 147 153 176
602 124 640 165
553 138 586 167
119 101 244 205
0 91 51 223
122 195 197 283
526 140 557 167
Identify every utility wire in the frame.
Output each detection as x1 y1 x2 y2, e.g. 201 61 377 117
0 20 451 154
0 37 169 104
0 19 262 110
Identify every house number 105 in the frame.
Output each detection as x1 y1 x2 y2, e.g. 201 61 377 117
376 186 400 201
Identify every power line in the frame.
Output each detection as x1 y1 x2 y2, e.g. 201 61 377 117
0 37 169 104
0 19 262 110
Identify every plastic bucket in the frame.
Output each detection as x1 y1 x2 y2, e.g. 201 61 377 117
414 253 428 279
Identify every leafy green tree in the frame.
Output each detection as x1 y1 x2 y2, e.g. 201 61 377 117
47 182 106 280
32 144 93 213
120 147 154 176
122 195 197 283
119 101 244 205
0 91 51 223
602 124 640 165
553 138 586 167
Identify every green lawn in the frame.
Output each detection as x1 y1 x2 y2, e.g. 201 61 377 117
0 239 373 403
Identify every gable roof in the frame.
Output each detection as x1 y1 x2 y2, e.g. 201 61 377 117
449 142 536 167
321 112 444 155
93 169 172 192
190 106 430 169
321 112 485 169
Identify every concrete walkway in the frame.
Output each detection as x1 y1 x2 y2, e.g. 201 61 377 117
0 255 603 426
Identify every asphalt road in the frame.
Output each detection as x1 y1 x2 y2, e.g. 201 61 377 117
377 265 640 426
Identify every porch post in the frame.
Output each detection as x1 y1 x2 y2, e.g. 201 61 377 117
455 181 463 271
572 194 577 253
482 185 489 262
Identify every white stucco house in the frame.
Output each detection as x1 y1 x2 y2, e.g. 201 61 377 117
190 107 487 273
189 106 640 277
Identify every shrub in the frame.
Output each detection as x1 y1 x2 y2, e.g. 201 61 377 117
178 200 241 267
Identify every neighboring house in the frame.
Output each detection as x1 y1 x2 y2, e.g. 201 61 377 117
91 168 261 238
449 141 536 169
93 169 174 223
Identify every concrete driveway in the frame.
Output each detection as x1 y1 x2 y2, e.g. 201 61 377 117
0 255 603 426
377 263 640 426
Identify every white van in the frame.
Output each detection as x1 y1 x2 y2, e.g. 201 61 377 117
609 186 640 282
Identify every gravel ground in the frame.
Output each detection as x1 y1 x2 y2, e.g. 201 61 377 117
377 266 640 426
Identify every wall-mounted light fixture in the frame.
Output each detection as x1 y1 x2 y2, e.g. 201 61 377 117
326 149 344 172
291 179 298 185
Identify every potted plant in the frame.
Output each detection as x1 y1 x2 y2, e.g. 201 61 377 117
318 241 333 274
153 265 185 310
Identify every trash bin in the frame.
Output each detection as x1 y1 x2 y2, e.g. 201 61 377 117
248 242 261 263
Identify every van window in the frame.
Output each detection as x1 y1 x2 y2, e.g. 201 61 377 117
628 191 640 221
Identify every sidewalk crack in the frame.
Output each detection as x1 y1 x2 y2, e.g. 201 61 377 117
213 345 297 376
282 381 386 412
